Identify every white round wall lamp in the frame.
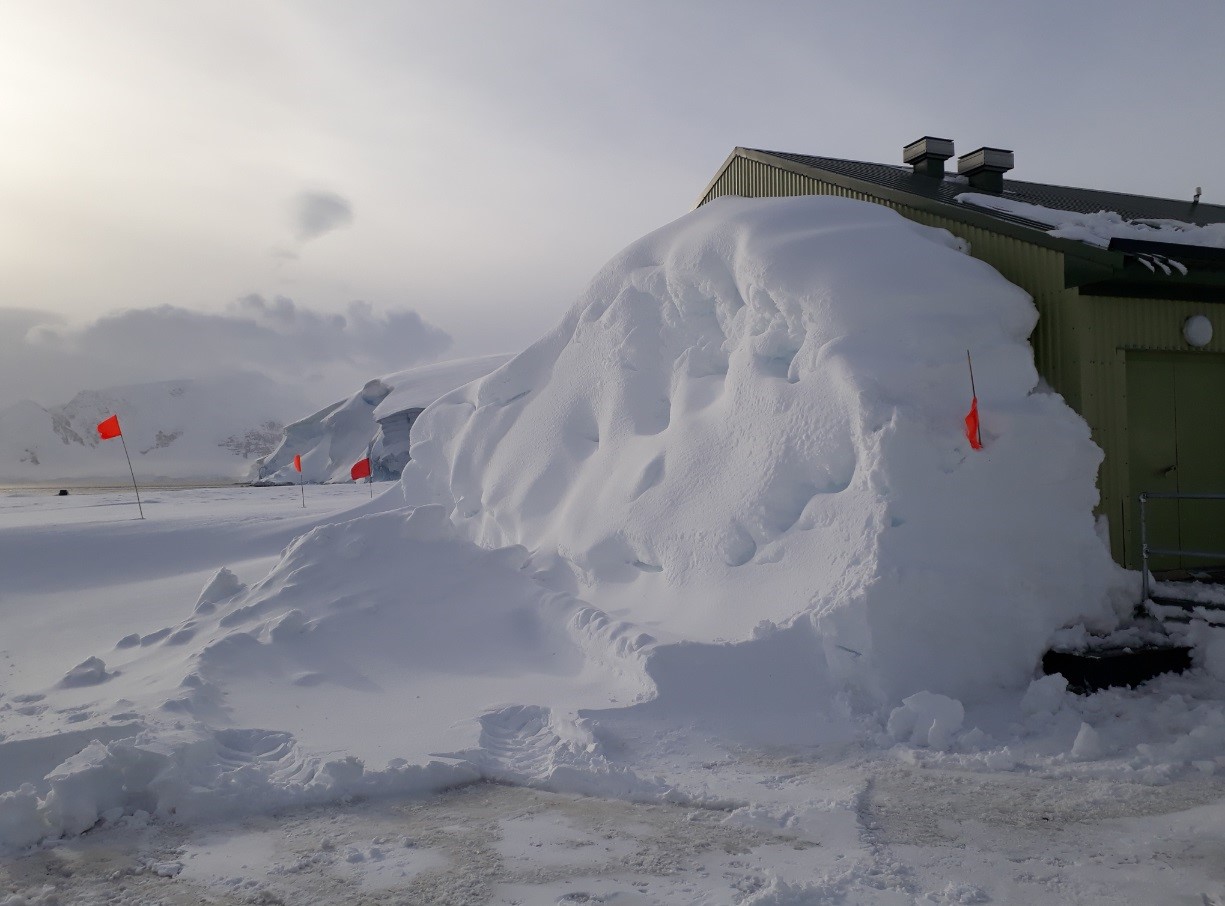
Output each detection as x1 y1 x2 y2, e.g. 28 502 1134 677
1183 314 1213 348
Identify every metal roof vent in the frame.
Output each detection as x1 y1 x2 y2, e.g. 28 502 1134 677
903 136 955 178
957 147 1014 193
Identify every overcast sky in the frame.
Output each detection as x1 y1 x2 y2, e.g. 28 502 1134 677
2 0 1223 408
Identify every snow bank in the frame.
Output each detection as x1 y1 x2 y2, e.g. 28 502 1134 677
256 355 511 485
0 373 306 485
372 355 514 423
402 194 1125 702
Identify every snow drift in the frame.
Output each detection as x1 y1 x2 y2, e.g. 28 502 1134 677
255 355 511 485
401 194 1127 702
0 195 1133 848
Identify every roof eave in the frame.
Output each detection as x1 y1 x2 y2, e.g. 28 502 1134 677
1106 237 1225 267
1078 268 1225 301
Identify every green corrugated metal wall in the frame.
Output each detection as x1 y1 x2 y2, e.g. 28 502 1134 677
1078 294 1225 564
699 154 1224 565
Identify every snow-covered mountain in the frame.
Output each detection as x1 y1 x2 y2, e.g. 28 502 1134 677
255 354 512 485
0 373 312 485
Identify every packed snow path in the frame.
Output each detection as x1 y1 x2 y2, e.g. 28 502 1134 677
6 769 1225 903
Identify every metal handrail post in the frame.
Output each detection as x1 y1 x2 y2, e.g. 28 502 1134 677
1139 490 1225 607
1139 492 1150 603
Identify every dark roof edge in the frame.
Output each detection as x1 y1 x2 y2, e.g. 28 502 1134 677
700 147 1122 271
1107 237 1225 267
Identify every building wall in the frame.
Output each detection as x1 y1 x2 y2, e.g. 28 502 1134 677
1073 293 1225 563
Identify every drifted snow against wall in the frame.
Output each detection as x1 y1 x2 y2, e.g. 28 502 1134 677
400 195 1128 703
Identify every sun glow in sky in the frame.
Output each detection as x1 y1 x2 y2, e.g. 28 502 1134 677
1 0 1223 408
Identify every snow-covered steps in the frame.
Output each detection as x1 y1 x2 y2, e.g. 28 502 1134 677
1148 597 1225 626
1147 574 1225 627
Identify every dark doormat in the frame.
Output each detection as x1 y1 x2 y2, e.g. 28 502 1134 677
1042 646 1192 694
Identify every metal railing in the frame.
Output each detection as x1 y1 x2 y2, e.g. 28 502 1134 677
1139 491 1225 602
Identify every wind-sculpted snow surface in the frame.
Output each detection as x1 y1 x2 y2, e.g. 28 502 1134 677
402 194 1126 702
0 503 655 846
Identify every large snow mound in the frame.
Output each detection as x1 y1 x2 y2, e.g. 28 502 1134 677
0 196 1139 849
402 194 1127 702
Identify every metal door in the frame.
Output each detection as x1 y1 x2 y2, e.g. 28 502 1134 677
1174 355 1225 567
1126 351 1225 569
1126 354 1180 569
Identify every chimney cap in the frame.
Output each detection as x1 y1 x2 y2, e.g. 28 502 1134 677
957 147 1015 176
903 136 955 165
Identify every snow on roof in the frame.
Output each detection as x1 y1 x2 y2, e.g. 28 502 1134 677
373 354 514 421
957 191 1225 254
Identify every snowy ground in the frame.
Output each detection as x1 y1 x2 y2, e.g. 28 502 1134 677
9 770 1225 906
5 487 1225 904
7 198 1225 903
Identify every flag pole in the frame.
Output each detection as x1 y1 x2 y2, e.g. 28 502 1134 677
966 349 982 449
368 443 374 500
292 453 305 507
118 434 144 519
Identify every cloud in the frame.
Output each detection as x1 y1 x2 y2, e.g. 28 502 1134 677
291 191 354 243
0 299 451 410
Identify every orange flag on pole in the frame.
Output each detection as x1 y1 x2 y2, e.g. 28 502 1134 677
964 350 983 450
964 397 983 450
350 458 371 481
97 414 122 440
95 413 143 518
293 454 305 507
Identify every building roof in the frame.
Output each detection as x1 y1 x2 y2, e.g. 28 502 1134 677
754 149 1225 230
698 147 1225 298
697 148 1225 296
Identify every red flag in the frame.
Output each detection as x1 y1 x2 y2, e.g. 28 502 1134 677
97 414 122 440
293 454 302 472
964 397 983 450
351 457 372 481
